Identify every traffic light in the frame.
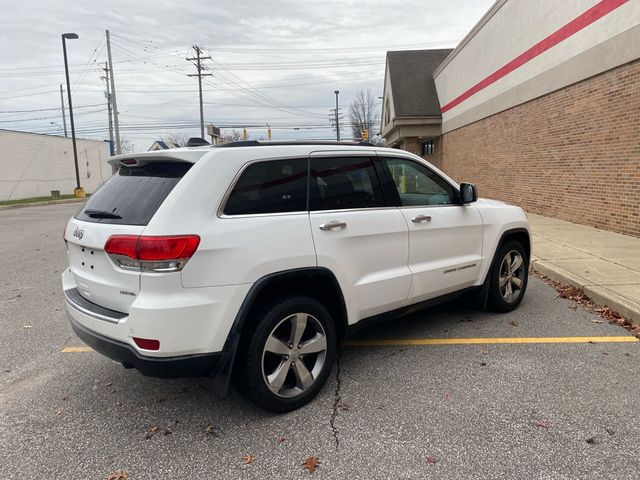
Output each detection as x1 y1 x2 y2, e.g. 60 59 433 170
362 129 369 141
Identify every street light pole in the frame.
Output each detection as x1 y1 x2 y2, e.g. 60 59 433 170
334 90 340 141
61 33 84 198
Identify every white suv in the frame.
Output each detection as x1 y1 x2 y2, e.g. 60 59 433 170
62 141 530 412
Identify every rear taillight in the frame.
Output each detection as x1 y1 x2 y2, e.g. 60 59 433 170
104 235 200 272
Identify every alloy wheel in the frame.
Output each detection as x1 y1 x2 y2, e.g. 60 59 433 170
499 250 526 303
261 313 327 398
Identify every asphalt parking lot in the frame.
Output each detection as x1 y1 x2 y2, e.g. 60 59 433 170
1 203 639 479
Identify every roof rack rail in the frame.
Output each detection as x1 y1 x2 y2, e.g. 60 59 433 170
213 140 375 148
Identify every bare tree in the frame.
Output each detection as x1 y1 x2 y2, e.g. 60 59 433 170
349 89 381 144
162 132 191 148
221 129 244 143
120 136 134 153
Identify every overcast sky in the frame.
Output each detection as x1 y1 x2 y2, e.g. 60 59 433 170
0 0 494 151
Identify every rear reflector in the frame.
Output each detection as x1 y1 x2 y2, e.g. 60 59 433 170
105 235 200 272
132 337 160 350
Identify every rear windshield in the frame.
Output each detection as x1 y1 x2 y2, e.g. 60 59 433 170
75 161 192 225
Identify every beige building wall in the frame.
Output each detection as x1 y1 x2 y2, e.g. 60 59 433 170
434 0 640 133
0 130 111 201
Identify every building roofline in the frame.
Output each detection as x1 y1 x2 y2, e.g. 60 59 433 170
0 128 107 143
433 0 508 77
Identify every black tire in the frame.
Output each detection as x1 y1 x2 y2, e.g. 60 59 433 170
487 240 529 312
236 295 337 413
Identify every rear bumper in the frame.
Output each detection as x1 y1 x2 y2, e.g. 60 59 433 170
69 316 223 378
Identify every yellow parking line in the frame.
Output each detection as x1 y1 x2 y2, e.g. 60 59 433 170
61 336 638 353
345 336 639 347
61 346 93 352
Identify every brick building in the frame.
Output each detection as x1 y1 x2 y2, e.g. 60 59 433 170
382 0 640 237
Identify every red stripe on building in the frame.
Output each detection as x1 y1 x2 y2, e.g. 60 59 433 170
440 0 629 113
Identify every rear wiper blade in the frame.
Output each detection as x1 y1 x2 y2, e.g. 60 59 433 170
84 209 122 219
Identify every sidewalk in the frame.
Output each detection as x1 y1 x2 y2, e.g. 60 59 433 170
528 213 640 324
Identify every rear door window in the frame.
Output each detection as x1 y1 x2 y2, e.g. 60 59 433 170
309 156 385 211
75 161 192 225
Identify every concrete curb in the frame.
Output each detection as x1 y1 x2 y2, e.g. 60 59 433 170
0 198 86 210
532 259 640 325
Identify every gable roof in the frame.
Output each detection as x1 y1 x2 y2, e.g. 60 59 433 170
148 140 170 151
386 48 453 118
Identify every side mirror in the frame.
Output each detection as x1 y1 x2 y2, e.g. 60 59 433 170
460 183 478 204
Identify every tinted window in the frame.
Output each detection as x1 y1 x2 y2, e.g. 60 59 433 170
310 157 384 211
75 161 192 225
223 158 308 215
383 157 458 206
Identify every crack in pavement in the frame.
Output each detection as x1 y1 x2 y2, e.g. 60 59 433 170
329 349 342 451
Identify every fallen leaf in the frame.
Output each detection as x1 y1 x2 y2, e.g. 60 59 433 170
602 352 609 356
276 436 286 444
426 456 437 464
303 456 319 474
205 425 218 436
586 436 597 445
149 426 159 433
62 395 69 401
376 405 385 410
16 294 22 298
106 470 128 480
242 454 256 465
337 402 349 411
535 420 550 429
509 320 518 327
480 362 487 367
55 408 63 416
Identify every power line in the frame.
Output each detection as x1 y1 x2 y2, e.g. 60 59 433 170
0 103 104 114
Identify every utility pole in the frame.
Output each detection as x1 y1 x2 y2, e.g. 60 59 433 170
105 30 121 154
101 62 115 155
59 84 68 137
334 90 340 141
329 90 342 141
187 46 212 138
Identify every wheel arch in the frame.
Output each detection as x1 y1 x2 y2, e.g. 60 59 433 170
481 227 531 287
227 267 349 347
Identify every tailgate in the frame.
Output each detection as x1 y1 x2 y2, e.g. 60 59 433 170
65 220 144 313
64 159 193 313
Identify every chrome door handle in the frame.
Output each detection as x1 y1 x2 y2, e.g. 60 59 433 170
411 215 432 223
319 221 347 231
